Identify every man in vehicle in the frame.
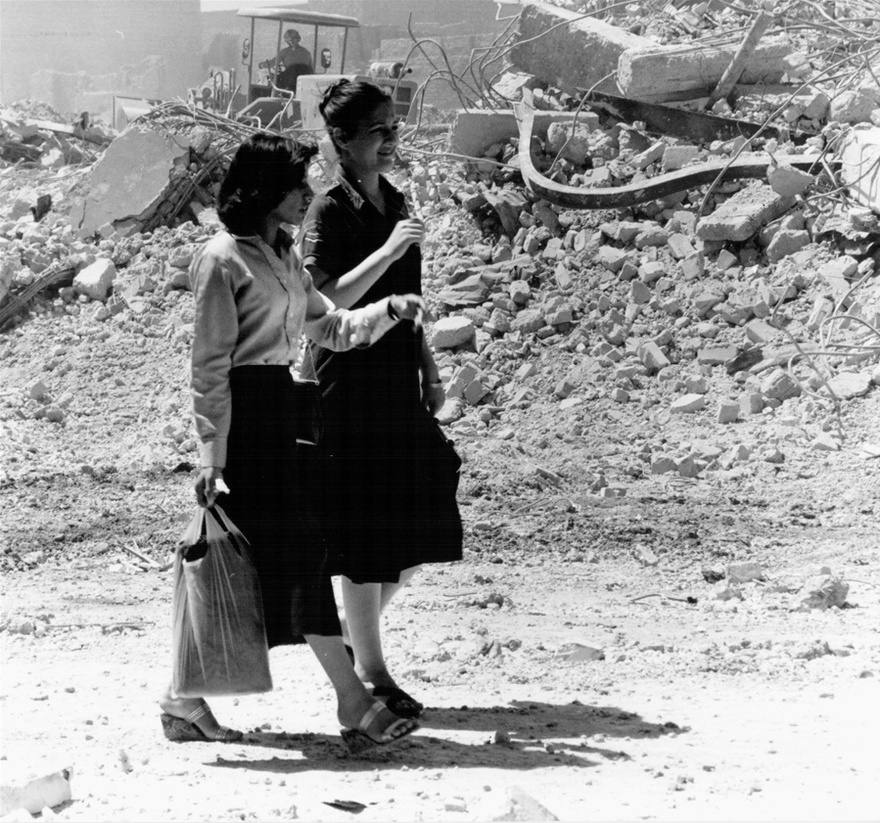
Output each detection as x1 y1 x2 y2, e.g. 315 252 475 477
259 29 314 92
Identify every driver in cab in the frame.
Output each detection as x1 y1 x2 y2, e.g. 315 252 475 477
259 29 314 92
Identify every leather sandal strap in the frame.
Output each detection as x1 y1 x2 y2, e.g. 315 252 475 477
357 700 386 734
184 702 210 726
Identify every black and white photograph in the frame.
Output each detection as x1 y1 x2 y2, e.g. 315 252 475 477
1 0 879 821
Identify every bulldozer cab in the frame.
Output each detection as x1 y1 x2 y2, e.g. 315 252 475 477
234 7 360 130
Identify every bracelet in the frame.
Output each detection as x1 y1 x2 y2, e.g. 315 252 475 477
387 299 400 321
426 379 442 386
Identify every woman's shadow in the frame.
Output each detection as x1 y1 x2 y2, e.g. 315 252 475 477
207 698 684 773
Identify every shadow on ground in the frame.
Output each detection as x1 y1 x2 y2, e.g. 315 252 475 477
205 700 684 773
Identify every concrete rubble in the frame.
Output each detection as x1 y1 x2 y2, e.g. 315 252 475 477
0 0 877 580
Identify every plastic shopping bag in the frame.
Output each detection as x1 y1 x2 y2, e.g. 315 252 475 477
171 505 273 697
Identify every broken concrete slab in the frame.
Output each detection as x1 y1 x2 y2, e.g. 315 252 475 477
841 125 880 213
768 163 814 197
447 109 592 159
618 37 793 104
68 126 191 237
825 371 873 400
511 0 651 97
696 184 795 242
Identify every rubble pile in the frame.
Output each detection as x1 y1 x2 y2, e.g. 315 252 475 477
0 101 114 167
0 0 878 506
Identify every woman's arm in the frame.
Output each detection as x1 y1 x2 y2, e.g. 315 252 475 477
190 247 239 507
302 268 423 351
302 211 424 309
190 251 238 469
419 333 446 416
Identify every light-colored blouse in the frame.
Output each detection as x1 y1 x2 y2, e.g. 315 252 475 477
190 228 397 468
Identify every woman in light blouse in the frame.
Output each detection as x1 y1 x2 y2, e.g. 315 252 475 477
159 133 423 754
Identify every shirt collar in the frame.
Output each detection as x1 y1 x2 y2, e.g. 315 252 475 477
335 168 404 215
229 226 294 251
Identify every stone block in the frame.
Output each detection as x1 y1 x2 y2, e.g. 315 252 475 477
715 249 738 271
638 341 670 373
826 371 872 399
718 402 739 423
766 229 811 262
597 246 629 273
739 392 764 415
745 319 778 345
667 233 695 259
633 141 666 169
694 290 724 317
509 280 531 305
761 368 801 401
830 90 877 124
768 163 814 197
634 226 670 249
680 253 705 279
512 0 651 96
697 344 738 365
73 258 116 302
432 316 476 349
662 145 700 172
651 456 677 474
631 280 651 304
511 309 546 333
696 184 795 242
670 393 706 413
619 37 792 104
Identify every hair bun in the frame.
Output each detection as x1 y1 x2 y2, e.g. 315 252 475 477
318 78 351 116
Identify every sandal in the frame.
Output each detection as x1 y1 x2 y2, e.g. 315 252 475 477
160 700 243 743
340 701 419 755
370 685 424 719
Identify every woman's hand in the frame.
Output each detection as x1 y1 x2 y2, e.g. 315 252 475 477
422 378 446 417
383 218 425 263
195 467 226 509
388 294 425 322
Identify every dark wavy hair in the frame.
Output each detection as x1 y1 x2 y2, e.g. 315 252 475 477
218 133 317 235
318 79 393 151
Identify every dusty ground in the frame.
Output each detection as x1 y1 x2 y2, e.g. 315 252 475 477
2 130 880 820
2 304 879 821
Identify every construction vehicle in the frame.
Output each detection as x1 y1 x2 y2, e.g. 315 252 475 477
189 7 417 132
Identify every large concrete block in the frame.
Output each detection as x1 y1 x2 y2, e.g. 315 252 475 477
618 37 792 104
696 184 795 242
510 0 651 96
68 127 192 237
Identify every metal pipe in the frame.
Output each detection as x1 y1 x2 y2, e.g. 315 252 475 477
248 17 255 104
342 29 348 73
312 26 319 71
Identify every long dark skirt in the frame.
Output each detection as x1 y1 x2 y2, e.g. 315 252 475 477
215 365 340 648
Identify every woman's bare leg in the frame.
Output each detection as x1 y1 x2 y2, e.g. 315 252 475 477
305 634 415 737
341 565 420 687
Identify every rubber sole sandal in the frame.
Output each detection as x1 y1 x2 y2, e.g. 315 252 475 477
160 702 243 743
371 685 424 719
340 701 419 756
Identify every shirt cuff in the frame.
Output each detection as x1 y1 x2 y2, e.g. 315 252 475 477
199 437 227 469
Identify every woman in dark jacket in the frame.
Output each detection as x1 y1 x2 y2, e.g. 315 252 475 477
300 80 463 720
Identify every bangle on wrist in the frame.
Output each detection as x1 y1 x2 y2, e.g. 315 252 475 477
387 299 400 321
426 378 442 386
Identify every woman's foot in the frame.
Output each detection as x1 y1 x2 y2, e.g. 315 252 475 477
370 685 423 719
338 699 419 754
159 690 242 742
